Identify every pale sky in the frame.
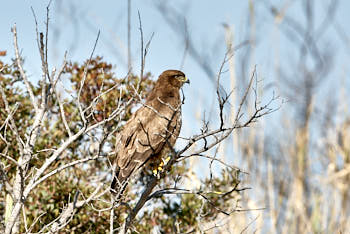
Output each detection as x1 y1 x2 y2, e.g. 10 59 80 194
1 0 350 140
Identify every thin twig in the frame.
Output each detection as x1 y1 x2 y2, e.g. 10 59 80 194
77 30 100 124
12 24 38 111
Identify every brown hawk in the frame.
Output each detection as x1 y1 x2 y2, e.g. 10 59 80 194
111 70 189 195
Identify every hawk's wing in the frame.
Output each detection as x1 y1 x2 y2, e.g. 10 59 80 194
114 98 181 182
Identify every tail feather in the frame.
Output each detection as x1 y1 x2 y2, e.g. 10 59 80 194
110 167 129 199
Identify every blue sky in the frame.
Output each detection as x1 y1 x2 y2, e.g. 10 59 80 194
2 1 349 89
0 0 249 136
1 0 248 75
1 0 350 145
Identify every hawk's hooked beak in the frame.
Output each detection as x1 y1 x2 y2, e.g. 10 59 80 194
181 76 190 84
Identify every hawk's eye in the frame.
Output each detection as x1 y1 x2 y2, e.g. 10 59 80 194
174 75 179 78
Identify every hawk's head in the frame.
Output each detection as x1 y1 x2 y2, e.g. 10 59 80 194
159 70 189 88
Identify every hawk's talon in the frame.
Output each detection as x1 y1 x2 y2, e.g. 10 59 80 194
163 156 171 164
152 168 158 176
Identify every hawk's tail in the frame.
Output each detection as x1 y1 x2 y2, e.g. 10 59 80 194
110 166 128 199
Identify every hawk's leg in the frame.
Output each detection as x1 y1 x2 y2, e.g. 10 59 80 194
151 155 171 178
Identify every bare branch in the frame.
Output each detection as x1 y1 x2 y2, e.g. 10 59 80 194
136 11 154 93
178 153 242 172
77 30 100 125
30 154 104 190
48 184 103 233
56 90 72 137
0 88 24 151
11 24 38 111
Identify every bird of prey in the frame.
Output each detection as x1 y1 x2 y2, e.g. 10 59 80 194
111 70 189 195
